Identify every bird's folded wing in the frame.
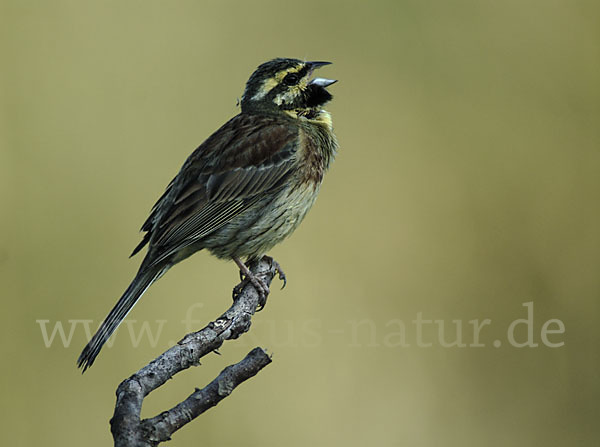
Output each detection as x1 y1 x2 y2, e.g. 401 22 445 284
132 114 299 266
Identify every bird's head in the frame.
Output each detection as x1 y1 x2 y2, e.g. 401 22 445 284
241 58 337 114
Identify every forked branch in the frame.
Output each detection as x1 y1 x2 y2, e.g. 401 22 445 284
111 258 277 447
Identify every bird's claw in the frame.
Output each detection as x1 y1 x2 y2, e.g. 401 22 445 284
263 255 287 289
231 256 286 310
232 273 269 310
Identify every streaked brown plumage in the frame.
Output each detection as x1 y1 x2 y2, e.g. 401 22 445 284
78 58 338 371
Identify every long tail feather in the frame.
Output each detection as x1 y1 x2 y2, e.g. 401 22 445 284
77 265 167 372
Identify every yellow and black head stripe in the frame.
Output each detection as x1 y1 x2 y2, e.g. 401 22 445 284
252 63 309 100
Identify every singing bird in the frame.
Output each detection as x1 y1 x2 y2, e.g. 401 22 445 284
78 58 338 371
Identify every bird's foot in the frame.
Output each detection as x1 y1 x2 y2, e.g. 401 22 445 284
262 255 287 289
232 257 270 310
232 256 287 310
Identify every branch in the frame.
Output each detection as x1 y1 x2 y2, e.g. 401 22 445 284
111 258 277 447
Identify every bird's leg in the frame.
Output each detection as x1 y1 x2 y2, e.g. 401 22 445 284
261 255 287 289
232 257 270 310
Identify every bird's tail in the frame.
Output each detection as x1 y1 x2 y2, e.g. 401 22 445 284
77 265 167 372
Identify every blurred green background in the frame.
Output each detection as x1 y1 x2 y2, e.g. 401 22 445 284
2 1 599 445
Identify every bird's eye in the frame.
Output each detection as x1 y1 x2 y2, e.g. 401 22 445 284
283 73 301 86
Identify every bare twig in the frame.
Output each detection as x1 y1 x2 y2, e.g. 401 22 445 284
111 258 277 447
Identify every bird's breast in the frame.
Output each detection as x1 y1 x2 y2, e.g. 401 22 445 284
296 113 338 185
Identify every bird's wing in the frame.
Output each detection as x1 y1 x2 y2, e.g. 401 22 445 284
132 114 299 266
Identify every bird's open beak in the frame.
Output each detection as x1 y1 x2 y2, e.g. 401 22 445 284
309 77 338 87
307 61 337 87
307 61 332 69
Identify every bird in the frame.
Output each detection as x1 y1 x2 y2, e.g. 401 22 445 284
77 58 338 372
